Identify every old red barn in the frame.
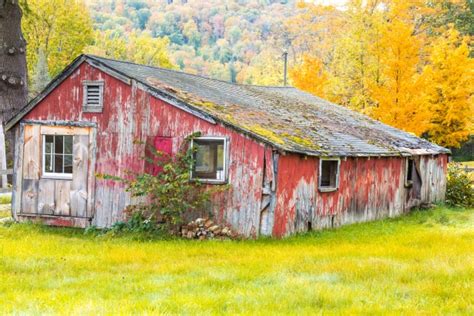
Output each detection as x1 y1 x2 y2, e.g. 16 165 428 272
7 55 449 237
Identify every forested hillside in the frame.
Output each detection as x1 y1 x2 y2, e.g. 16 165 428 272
86 0 295 84
23 0 473 148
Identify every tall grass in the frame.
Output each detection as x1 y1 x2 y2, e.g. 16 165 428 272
0 206 473 314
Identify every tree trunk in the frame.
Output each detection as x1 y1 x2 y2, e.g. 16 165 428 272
0 0 28 164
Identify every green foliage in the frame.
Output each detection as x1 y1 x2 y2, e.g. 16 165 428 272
30 48 50 97
22 0 94 79
100 133 218 230
446 163 474 207
86 31 174 69
85 0 292 82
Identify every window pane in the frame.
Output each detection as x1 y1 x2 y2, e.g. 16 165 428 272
55 135 63 154
45 135 54 153
45 153 53 172
195 144 213 173
54 155 63 173
64 136 73 154
193 139 225 180
217 143 224 171
64 155 73 174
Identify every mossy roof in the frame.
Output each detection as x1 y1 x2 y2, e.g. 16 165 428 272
8 55 450 157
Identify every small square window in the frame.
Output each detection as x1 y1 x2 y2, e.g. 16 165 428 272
319 159 340 192
191 137 227 183
83 80 104 112
43 135 74 178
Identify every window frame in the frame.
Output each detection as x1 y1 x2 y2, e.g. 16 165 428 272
318 157 341 192
405 157 415 188
41 134 74 180
82 80 104 113
190 136 229 184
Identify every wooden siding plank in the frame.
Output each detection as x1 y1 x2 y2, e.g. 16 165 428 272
86 128 97 218
38 179 55 215
12 125 24 219
54 180 71 216
21 179 38 214
22 125 40 180
70 135 89 217
40 125 90 136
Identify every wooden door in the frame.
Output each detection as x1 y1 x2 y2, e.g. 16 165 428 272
20 124 94 220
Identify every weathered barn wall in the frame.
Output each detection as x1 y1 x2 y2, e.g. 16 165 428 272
21 62 272 237
272 154 448 237
17 60 448 238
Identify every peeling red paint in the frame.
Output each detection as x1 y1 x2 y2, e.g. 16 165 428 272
20 61 448 238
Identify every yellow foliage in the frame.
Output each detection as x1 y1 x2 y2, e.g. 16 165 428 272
237 50 284 86
423 28 474 147
369 4 430 136
22 0 94 79
289 54 328 97
86 31 174 69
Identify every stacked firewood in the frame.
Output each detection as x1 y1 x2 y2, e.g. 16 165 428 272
181 218 237 240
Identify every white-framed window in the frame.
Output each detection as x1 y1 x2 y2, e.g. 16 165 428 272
191 137 228 183
318 158 340 192
82 80 104 112
42 134 73 178
405 158 415 187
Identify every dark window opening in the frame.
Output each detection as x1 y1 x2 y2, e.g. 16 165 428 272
43 135 73 175
406 158 415 186
320 159 339 190
192 138 226 182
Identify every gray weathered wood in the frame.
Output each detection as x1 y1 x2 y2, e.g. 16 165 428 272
86 127 97 218
38 179 55 215
22 124 40 180
54 180 71 216
0 169 13 175
21 179 38 214
23 120 97 128
0 123 7 189
11 125 24 219
70 135 89 217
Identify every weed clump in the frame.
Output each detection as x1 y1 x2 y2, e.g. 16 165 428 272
446 163 473 208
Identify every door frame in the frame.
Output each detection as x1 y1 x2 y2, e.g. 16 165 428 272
12 120 97 226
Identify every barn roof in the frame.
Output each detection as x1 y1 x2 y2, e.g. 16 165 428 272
7 54 449 157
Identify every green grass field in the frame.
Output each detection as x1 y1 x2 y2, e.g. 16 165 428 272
0 206 473 315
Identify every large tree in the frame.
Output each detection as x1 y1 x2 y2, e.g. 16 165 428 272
0 0 27 123
0 0 28 165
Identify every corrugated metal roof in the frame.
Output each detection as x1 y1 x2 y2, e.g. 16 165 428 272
8 54 450 157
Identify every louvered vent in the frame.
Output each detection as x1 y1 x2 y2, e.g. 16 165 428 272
82 81 104 112
86 85 101 106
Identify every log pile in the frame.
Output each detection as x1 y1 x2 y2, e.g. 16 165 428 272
181 218 237 240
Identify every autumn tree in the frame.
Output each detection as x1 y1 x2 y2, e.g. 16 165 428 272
369 1 431 136
30 48 50 98
423 28 473 147
289 54 328 97
86 31 174 69
22 0 94 79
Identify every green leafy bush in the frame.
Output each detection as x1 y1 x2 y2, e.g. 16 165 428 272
446 163 474 208
100 133 223 233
